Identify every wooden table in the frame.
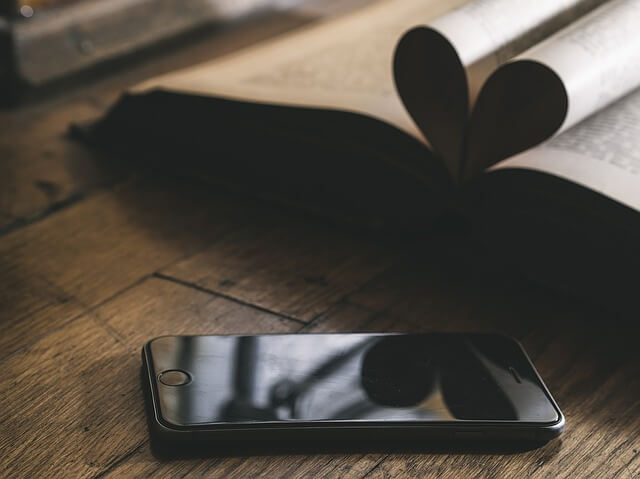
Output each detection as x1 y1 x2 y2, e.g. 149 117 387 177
1 8 639 479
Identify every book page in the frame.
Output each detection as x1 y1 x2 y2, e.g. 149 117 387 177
494 88 640 212
517 0 640 134
133 0 465 145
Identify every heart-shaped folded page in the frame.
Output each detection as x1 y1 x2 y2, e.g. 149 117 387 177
392 0 618 185
394 27 568 184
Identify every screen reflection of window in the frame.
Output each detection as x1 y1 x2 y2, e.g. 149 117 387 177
154 334 555 426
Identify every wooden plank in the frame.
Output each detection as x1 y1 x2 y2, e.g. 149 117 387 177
0 98 118 232
0 277 300 479
100 444 385 479
98 276 300 349
161 219 395 322
0 176 262 357
1 314 140 479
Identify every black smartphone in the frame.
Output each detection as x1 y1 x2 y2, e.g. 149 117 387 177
141 333 564 451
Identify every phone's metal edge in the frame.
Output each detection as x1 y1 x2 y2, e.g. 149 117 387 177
141 333 566 443
509 336 565 440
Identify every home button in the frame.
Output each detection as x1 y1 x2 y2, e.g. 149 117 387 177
158 369 191 386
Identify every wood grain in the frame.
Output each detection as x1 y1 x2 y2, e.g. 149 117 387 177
162 218 395 322
0 99 115 232
98 276 301 349
100 444 386 479
0 176 261 357
1 316 141 479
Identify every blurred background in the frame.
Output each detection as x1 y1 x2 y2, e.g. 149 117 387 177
0 0 370 104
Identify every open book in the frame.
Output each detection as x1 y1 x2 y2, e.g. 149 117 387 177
81 0 640 312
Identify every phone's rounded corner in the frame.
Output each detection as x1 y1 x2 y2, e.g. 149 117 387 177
149 411 188 435
551 411 566 436
537 413 566 441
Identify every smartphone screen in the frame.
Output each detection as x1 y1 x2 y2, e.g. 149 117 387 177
143 333 561 434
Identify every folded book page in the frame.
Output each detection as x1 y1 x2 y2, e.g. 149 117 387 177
494 88 640 212
393 0 607 178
